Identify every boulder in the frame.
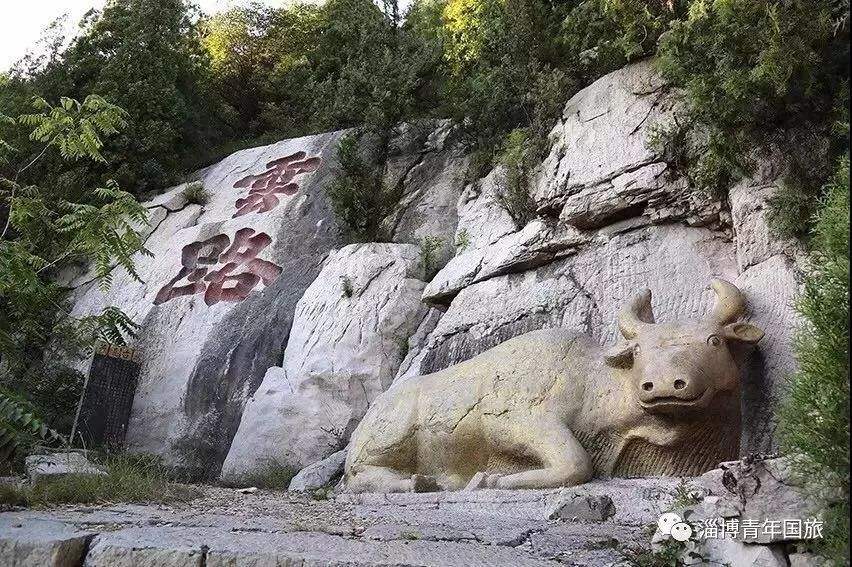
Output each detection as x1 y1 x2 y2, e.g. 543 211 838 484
220 243 428 482
534 59 721 230
24 453 106 484
687 538 788 567
693 456 833 544
288 450 347 493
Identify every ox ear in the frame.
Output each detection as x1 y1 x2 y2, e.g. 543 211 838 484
723 322 764 344
604 344 634 368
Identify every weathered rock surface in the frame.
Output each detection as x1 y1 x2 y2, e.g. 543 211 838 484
66 132 346 478
288 449 347 492
534 59 722 229
401 60 801 456
547 495 616 522
25 453 106 484
1 463 827 566
0 478 682 566
220 243 428 482
692 456 834 544
401 224 740 380
385 120 468 274
0 516 94 567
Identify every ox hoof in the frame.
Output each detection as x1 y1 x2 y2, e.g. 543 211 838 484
410 474 440 493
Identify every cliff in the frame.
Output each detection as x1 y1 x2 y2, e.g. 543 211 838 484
64 59 802 481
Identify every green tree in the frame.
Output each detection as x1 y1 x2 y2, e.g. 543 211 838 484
655 0 849 234
0 94 146 443
778 156 850 564
201 3 322 140
24 0 228 195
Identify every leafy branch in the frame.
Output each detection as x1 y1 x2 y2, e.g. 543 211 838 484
1 94 146 449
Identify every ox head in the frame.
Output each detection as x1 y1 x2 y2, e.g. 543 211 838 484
604 279 764 415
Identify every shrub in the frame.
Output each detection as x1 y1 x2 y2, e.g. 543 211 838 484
455 228 471 252
778 156 849 564
230 458 298 490
494 128 537 228
181 181 209 205
0 452 200 507
0 388 65 469
559 0 675 81
326 133 402 242
419 235 444 275
655 0 849 232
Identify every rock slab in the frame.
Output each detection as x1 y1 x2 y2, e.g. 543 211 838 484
25 453 106 484
221 243 428 482
288 449 347 492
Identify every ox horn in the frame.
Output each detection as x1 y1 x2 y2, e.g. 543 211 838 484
618 289 656 339
709 278 746 324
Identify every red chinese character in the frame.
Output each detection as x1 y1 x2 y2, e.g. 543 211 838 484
232 151 322 217
203 228 282 305
154 234 230 305
154 229 282 306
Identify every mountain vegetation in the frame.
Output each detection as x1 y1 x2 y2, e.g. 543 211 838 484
0 1 847 558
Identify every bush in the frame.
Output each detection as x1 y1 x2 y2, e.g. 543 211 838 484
19 0 231 196
440 0 672 183
0 388 65 469
326 133 403 242
778 156 849 564
228 458 298 490
419 235 444 275
494 128 538 228
181 181 209 205
655 0 849 232
559 0 675 81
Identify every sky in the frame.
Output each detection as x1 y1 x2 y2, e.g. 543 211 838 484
0 0 283 72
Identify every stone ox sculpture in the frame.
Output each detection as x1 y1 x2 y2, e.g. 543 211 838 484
344 279 764 492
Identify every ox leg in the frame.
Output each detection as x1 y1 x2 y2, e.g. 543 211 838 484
347 465 440 493
487 421 593 490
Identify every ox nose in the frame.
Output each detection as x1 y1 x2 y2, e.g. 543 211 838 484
641 378 690 395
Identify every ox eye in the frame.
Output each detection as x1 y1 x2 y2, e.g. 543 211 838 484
707 334 722 347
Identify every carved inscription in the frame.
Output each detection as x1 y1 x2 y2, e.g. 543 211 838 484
154 228 282 306
232 151 322 217
154 150 322 306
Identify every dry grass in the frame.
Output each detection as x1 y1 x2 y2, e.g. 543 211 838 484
0 453 200 507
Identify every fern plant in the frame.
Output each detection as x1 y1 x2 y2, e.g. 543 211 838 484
17 95 126 163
